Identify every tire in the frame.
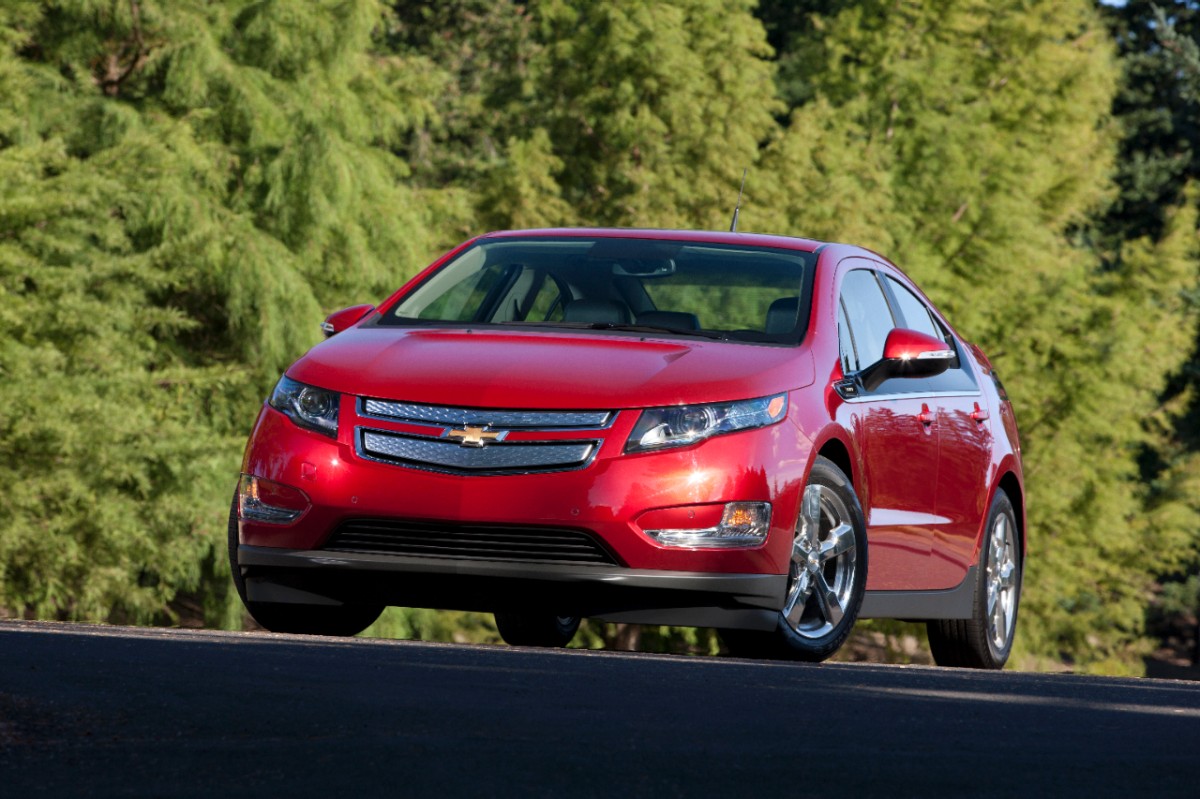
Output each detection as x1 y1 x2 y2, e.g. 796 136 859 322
228 494 383 637
494 612 581 647
721 456 868 662
927 489 1021 669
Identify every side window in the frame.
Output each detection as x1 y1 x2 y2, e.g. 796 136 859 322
415 262 509 322
876 273 979 396
839 269 896 369
838 300 858 373
524 273 566 322
884 276 941 340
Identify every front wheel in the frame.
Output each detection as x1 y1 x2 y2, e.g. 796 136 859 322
228 495 383 637
494 612 581 647
721 456 868 661
927 489 1021 669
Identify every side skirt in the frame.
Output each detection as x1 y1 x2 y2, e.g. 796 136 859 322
593 608 779 631
858 565 977 620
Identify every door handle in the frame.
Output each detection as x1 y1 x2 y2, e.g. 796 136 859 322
971 402 989 423
918 403 934 427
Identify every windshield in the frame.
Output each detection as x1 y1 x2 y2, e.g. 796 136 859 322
383 236 816 344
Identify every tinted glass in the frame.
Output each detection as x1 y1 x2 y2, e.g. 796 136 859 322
838 300 858 373
385 237 816 344
873 275 979 395
525 273 566 322
839 269 895 367
412 262 507 322
885 276 941 340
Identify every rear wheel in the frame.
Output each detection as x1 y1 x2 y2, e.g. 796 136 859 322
494 612 581 647
228 495 383 637
721 457 867 661
927 489 1021 669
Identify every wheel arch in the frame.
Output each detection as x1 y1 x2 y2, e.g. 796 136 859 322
995 469 1026 558
814 434 855 488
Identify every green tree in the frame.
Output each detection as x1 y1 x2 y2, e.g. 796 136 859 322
485 0 782 230
1102 0 1199 242
754 0 841 111
385 1 539 184
1101 0 1200 667
0 0 455 626
0 2 238 622
4 0 1196 674
754 0 1200 673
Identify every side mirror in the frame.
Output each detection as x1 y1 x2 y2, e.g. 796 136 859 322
861 328 956 391
321 304 376 338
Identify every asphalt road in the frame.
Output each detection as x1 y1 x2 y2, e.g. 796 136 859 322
1 620 1196 797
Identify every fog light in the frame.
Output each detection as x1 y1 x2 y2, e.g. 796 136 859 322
645 502 771 549
237 474 310 524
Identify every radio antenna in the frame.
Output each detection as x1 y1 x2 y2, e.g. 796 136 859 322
729 168 748 232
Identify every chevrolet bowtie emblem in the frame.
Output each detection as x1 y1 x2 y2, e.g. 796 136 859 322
445 425 507 448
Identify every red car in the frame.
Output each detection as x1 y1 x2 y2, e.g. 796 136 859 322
231 228 1024 668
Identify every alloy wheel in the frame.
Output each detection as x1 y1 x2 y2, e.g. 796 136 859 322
986 511 1019 652
782 483 858 639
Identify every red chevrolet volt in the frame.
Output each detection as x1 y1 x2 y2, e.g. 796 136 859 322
231 228 1024 668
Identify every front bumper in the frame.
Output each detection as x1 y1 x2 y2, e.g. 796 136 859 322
238 398 811 628
240 545 787 631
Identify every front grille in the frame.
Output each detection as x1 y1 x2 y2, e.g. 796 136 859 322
359 429 598 474
324 519 619 565
354 400 614 475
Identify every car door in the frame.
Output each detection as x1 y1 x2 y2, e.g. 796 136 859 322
836 265 940 591
880 273 989 589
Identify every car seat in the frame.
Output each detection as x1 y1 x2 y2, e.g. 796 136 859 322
635 310 701 330
765 297 799 334
562 299 634 325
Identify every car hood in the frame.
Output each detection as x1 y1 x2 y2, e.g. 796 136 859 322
288 327 814 409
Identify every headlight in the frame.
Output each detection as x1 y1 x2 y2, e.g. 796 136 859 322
625 394 787 453
269 376 340 438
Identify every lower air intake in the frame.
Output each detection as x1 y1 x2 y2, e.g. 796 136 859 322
323 519 619 566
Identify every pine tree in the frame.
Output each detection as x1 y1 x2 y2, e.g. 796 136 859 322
754 0 1200 672
0 1 456 625
484 0 782 230
0 4 236 621
4 0 1195 672
1100 0 1200 666
1102 0 1199 242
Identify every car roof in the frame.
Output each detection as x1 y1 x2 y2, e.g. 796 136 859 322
480 227 825 253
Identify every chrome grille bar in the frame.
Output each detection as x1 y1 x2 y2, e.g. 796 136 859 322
360 399 612 430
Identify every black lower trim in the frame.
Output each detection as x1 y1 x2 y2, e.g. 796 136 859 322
238 545 786 621
858 566 977 620
238 547 977 628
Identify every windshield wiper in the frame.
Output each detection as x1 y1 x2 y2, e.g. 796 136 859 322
568 322 731 340
500 319 730 339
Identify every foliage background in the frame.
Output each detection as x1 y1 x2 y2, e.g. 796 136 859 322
1 0 1198 675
